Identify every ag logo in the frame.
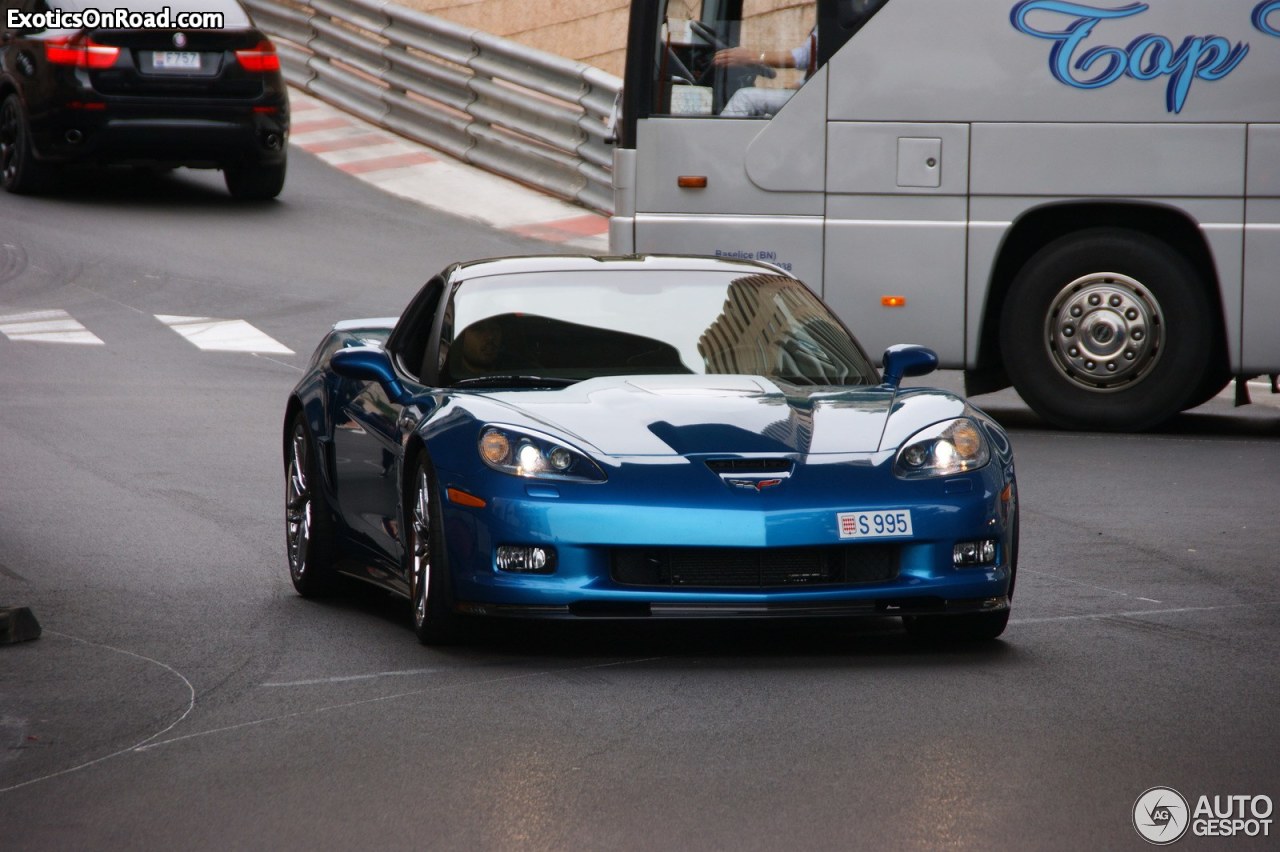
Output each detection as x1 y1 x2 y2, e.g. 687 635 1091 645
1134 787 1190 844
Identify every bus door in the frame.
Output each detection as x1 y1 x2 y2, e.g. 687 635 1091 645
621 0 839 292
819 0 969 366
1244 123 1280 374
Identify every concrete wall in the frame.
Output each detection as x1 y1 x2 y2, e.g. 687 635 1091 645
406 0 631 75
404 0 811 78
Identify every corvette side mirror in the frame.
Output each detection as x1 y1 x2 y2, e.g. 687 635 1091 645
331 346 410 403
881 344 938 388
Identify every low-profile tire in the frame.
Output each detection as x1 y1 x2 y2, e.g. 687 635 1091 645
285 413 337 596
1000 228 1216 431
0 94 53 195
224 158 285 200
407 456 465 645
903 609 1010 642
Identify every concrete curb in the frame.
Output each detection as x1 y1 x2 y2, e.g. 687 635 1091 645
287 89 611 253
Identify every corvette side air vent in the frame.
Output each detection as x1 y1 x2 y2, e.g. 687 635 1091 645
705 458 793 474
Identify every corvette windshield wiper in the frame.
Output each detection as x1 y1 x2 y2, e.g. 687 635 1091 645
451 375 580 389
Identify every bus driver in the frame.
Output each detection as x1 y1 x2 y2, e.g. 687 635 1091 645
712 26 816 117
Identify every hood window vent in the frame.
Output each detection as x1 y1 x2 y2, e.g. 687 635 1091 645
705 458 793 474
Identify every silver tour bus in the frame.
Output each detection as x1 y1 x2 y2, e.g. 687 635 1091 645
610 0 1280 431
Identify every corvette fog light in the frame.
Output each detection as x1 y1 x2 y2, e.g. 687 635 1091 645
953 539 997 567
496 545 556 574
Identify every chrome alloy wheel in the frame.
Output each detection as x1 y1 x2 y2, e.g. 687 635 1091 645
1045 272 1164 391
411 466 432 630
286 423 312 579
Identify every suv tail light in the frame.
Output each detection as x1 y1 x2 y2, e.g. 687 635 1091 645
45 36 120 69
234 40 280 72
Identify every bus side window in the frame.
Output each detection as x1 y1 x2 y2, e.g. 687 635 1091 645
652 1 888 119
655 1 820 118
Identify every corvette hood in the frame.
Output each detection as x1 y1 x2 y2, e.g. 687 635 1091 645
478 375 921 457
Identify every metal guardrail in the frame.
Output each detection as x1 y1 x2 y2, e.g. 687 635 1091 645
242 0 622 214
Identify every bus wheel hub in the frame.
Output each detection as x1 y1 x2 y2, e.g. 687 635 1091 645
1046 272 1164 390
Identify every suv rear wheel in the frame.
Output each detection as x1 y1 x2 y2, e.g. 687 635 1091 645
0 95 52 194
224 158 286 200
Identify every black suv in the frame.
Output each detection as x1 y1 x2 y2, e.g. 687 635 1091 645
1 0 289 198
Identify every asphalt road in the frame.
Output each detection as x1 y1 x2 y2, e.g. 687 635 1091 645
1 153 1278 851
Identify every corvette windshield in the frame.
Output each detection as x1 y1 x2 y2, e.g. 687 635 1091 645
440 270 877 386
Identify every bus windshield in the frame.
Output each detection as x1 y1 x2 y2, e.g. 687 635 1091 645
648 1 886 117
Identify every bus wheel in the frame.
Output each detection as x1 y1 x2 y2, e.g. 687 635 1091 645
1000 228 1214 431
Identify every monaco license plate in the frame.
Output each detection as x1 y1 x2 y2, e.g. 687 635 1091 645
838 509 914 539
152 51 201 70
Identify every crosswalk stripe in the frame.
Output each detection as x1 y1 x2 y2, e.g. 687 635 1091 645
155 315 294 354
0 309 104 345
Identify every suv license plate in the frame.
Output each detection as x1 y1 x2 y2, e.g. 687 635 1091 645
152 51 201 70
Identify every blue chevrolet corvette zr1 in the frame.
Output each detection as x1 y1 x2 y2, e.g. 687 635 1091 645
284 255 1018 644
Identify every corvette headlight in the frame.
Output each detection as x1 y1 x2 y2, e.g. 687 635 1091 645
478 426 606 482
894 418 990 479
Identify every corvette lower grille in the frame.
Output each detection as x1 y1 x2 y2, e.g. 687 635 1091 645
611 545 899 588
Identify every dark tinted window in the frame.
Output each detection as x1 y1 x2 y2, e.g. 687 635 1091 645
441 270 877 386
387 276 445 383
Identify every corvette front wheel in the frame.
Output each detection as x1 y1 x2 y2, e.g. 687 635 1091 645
407 457 464 645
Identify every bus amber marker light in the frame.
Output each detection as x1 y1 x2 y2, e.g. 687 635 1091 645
881 296 907 308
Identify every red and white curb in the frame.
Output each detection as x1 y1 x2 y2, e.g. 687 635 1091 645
287 90 610 252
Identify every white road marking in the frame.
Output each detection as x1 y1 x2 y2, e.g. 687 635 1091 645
137 670 562 752
0 630 196 794
1021 567 1158 603
262 668 441 687
252 352 305 372
0 309 104 345
156 314 293 354
259 656 664 688
1010 602 1268 625
138 657 666 753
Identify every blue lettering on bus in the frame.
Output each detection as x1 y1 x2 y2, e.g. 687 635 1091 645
1011 1 1251 113
1256 1 1280 37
